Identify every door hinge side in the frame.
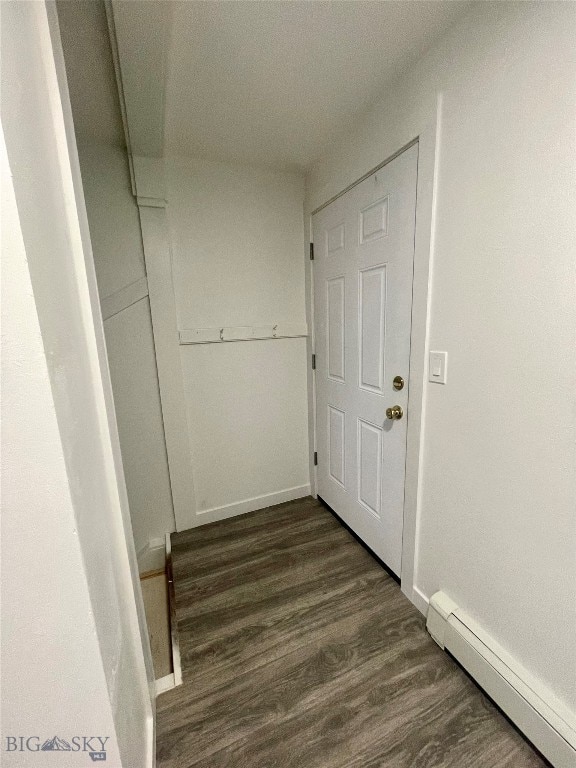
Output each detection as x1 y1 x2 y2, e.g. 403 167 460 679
313 451 318 466
309 242 314 261
311 353 316 370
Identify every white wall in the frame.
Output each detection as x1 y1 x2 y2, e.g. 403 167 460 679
166 157 310 520
1 126 122 767
78 142 175 559
1 3 154 764
78 142 145 297
307 1 576 720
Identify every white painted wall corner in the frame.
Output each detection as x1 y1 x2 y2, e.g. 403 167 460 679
137 537 167 574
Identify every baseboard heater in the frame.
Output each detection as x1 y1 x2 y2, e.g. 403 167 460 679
427 592 576 768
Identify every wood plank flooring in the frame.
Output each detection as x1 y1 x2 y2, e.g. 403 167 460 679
157 497 545 768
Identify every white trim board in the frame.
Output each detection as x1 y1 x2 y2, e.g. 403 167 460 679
399 113 440 607
155 673 175 696
101 276 149 321
137 199 198 531
165 532 183 689
196 486 311 526
411 586 430 617
179 323 308 345
106 1 169 158
427 591 576 768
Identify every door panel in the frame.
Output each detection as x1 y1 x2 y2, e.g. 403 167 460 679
328 406 346 487
313 144 418 575
359 264 386 394
327 222 346 255
360 195 389 243
327 276 346 382
358 418 383 517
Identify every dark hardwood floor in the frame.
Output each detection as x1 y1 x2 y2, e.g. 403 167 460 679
157 497 545 768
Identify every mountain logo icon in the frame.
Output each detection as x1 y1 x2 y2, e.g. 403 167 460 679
41 736 72 751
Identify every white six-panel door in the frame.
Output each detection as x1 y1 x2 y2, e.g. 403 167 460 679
313 144 418 576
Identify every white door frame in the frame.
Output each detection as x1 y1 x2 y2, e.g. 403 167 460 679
306 122 439 615
2 2 156 762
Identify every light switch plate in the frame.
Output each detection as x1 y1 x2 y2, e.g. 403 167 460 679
429 351 447 384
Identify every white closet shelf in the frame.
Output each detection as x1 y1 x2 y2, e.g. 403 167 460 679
179 324 308 345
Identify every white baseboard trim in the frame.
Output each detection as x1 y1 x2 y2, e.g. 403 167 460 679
137 537 167 574
155 673 175 696
165 533 183 689
194 485 311 526
409 585 429 617
427 591 576 768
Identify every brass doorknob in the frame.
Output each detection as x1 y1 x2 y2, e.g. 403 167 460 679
386 405 403 420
